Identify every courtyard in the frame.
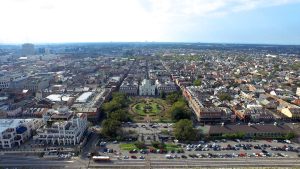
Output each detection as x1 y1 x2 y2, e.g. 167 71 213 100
129 97 172 122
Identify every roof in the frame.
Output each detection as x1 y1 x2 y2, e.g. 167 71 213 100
46 94 71 102
209 124 292 135
0 119 33 133
75 92 93 103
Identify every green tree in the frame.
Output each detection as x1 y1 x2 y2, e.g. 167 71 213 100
103 100 122 113
166 92 184 104
151 141 165 149
218 92 232 101
290 62 300 71
112 92 129 107
102 92 129 114
108 109 131 122
193 79 202 86
168 101 191 121
101 119 121 138
174 119 198 141
285 132 296 140
222 132 245 139
160 91 166 99
134 141 146 149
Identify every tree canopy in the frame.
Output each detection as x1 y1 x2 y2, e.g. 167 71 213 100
102 92 129 113
174 119 198 141
168 101 191 121
218 92 232 101
107 109 131 122
193 79 202 86
160 91 166 99
166 91 185 104
101 92 131 139
101 119 121 138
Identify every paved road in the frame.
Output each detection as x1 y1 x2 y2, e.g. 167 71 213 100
81 131 99 158
0 156 86 168
88 158 300 168
1 155 300 168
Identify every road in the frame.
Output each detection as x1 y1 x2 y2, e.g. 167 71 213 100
0 155 86 168
2 155 300 168
88 158 300 168
81 131 99 157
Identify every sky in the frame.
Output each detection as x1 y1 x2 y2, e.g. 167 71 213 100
0 0 300 44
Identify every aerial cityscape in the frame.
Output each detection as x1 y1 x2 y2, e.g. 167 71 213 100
1 0 300 169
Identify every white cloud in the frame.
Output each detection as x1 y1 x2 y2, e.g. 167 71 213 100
0 0 299 43
139 0 300 17
230 0 300 12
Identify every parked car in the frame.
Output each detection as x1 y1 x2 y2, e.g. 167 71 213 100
181 155 187 159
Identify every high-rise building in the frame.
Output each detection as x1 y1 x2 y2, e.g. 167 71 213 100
21 43 35 56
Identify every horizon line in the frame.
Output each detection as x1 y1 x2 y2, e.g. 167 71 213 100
1 41 300 46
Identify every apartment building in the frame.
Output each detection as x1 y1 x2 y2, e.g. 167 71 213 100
33 108 87 145
0 119 43 148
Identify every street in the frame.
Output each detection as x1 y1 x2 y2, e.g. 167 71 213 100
1 155 300 168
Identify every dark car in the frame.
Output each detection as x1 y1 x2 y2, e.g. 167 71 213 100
181 155 187 159
129 149 138 153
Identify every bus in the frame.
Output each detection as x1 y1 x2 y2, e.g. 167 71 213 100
92 156 110 162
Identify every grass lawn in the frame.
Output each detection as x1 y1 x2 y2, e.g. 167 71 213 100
133 103 147 116
133 102 162 116
165 143 180 151
149 103 161 114
119 143 138 150
120 143 181 152
130 97 172 122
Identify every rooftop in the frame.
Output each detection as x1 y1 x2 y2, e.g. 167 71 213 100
209 124 292 135
0 119 34 133
75 92 93 103
46 94 71 102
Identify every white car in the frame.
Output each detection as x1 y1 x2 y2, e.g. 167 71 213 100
165 154 173 159
186 148 192 151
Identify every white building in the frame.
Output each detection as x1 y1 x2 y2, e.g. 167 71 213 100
0 119 43 148
297 87 300 97
33 108 87 145
139 79 156 96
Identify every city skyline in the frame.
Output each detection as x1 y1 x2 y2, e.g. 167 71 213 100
0 0 300 44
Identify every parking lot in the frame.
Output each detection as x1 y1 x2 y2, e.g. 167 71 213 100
112 140 298 160
91 122 300 161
